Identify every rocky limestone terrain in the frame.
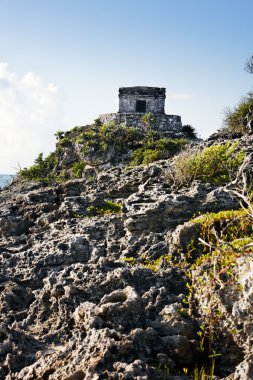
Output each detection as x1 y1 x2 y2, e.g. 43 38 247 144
1 132 253 379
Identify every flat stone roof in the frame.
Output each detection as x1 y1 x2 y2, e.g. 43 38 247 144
119 87 166 97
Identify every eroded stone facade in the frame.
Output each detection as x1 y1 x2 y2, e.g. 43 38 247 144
99 112 182 137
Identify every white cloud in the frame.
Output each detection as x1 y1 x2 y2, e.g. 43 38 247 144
0 63 65 173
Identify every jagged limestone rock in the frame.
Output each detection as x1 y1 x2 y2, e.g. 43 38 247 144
1 134 253 379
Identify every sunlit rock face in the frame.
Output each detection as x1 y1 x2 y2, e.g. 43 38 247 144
2 123 253 379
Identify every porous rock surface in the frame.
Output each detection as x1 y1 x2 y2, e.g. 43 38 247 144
1 138 253 379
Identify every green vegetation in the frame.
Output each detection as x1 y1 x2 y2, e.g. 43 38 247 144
220 55 253 136
192 208 249 238
141 112 155 134
190 207 253 274
192 354 220 380
72 160 86 178
183 205 253 364
223 97 253 135
182 124 198 139
80 122 144 157
54 130 65 140
130 138 188 165
123 254 171 271
19 152 60 183
19 119 193 182
172 142 244 186
87 199 122 216
57 136 73 147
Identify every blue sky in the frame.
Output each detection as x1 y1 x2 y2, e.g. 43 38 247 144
0 0 252 173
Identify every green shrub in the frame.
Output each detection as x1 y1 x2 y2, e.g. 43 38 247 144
172 142 244 185
142 149 161 165
57 136 72 147
130 138 188 166
94 118 102 127
83 130 97 139
55 169 69 183
130 148 160 165
130 148 146 165
70 126 80 133
191 208 251 248
20 152 58 182
79 123 144 158
155 138 188 154
223 97 253 134
182 124 198 139
99 123 143 146
72 161 86 178
20 163 44 181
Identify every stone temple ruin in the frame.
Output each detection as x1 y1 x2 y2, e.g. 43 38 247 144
99 86 183 136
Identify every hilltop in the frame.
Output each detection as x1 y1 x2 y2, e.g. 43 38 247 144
19 119 195 184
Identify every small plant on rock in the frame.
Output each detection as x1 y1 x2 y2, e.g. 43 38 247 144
141 112 155 133
72 161 86 178
87 199 122 216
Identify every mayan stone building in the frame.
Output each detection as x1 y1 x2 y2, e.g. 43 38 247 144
118 86 165 114
99 86 182 136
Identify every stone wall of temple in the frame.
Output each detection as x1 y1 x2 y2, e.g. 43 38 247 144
98 86 183 137
118 87 165 114
99 112 183 137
